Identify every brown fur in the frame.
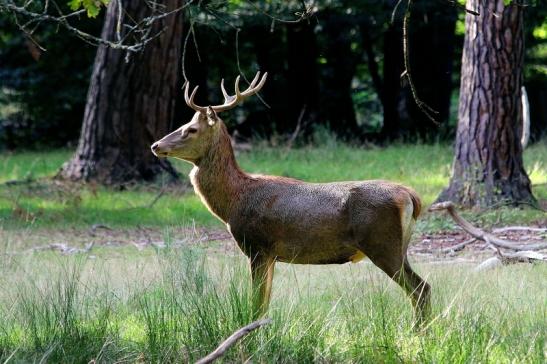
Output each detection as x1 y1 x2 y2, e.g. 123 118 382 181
152 112 431 325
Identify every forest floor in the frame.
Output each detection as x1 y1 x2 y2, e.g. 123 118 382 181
0 142 546 362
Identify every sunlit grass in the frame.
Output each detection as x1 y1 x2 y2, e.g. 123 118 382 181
0 244 544 363
0 141 545 231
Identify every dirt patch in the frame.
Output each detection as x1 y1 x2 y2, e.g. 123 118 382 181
2 223 545 263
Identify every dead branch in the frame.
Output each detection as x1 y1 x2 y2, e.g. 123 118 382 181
286 105 307 150
429 202 547 251
492 226 547 234
195 318 272 364
440 238 476 254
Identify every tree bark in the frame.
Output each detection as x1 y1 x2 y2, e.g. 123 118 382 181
58 1 183 185
438 0 535 208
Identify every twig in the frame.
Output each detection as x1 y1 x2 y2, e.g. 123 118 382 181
444 0 480 16
195 318 272 364
244 0 313 24
429 202 547 251
147 188 165 208
286 104 307 150
440 238 476 254
3 0 192 52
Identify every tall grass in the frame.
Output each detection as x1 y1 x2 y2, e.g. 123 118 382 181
0 245 544 363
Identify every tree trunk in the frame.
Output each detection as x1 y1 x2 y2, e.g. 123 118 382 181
58 1 183 185
437 0 535 208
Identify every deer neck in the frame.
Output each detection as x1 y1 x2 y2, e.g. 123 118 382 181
190 126 247 223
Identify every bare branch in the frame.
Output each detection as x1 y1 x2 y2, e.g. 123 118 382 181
195 318 272 364
401 0 440 124
429 202 547 251
1 0 193 52
244 0 314 25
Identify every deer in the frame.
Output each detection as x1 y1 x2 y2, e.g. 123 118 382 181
150 72 431 325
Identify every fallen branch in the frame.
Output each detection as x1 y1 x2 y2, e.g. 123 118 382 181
492 226 547 234
195 318 272 364
440 238 476 254
429 202 547 251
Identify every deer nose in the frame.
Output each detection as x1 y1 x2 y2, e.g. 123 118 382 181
151 142 159 151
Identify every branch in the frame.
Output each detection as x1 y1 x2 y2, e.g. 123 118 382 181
195 318 272 364
429 202 547 251
401 0 440 124
1 0 193 52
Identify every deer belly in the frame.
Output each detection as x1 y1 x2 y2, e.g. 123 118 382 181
273 241 365 265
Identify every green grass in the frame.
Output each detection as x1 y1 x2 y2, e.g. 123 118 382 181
0 142 546 231
0 245 544 363
0 143 546 363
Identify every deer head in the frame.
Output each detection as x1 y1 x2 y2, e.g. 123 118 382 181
150 72 267 163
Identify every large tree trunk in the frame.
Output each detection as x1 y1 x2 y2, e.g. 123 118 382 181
438 0 535 207
59 1 183 185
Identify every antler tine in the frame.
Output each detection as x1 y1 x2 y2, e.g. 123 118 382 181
248 71 261 89
234 76 242 98
220 79 234 103
242 72 267 96
184 81 207 112
211 71 268 112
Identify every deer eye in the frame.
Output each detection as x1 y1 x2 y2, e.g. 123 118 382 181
187 128 198 134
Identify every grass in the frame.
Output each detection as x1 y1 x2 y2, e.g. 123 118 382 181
0 142 546 231
0 142 546 362
0 244 545 363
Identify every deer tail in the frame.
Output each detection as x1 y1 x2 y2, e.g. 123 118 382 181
404 187 422 220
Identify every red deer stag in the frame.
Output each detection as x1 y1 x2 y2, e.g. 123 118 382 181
151 72 431 324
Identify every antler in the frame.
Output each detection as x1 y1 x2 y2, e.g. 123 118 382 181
184 71 268 113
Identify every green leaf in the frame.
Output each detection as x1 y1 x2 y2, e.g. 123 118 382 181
68 0 83 11
67 0 110 18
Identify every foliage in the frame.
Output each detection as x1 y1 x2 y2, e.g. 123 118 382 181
0 5 100 148
1 0 547 148
68 0 110 18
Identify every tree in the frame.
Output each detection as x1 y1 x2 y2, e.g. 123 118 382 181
437 0 535 207
58 0 183 184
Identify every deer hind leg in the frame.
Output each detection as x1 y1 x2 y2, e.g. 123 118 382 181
366 251 430 327
249 255 275 319
401 258 431 325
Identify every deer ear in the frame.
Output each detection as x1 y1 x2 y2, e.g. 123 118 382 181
206 106 218 126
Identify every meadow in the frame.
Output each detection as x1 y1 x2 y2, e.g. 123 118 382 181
0 141 546 363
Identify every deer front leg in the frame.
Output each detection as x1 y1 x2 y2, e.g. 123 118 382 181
249 255 275 319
